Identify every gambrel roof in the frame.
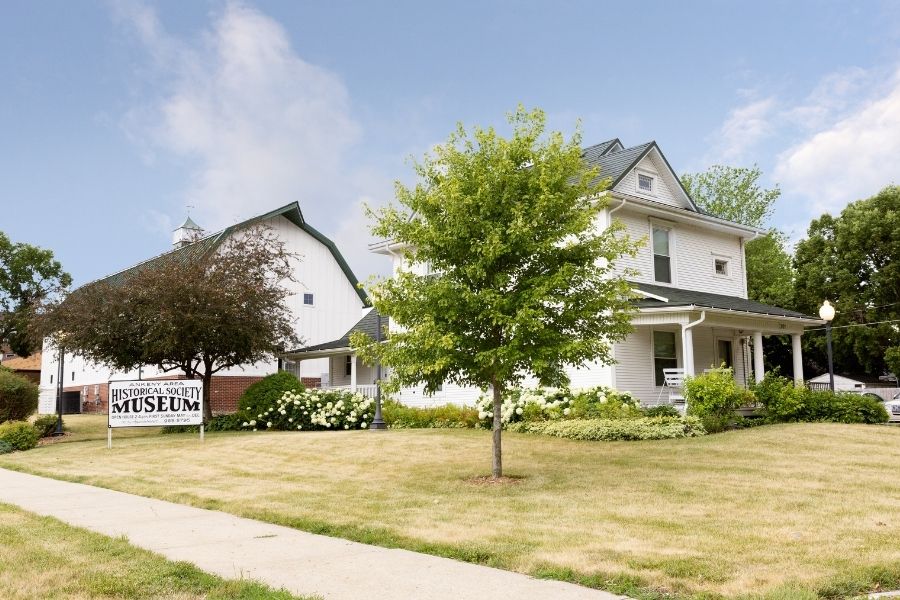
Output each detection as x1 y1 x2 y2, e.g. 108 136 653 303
87 202 367 303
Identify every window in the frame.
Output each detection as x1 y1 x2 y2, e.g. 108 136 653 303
71 371 75 382
50 374 53 384
652 226 672 283
303 293 314 306
344 355 352 377
714 258 728 276
716 339 734 369
638 173 654 193
653 331 678 386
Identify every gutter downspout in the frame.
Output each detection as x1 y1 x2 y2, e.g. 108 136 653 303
680 309 706 414
608 196 627 219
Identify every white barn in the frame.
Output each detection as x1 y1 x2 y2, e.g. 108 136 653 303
39 202 368 415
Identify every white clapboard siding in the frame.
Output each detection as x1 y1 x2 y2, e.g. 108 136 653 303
614 327 680 406
611 208 746 298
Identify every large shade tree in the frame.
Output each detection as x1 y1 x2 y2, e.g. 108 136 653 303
0 232 71 356
353 107 639 478
793 186 900 377
40 226 299 420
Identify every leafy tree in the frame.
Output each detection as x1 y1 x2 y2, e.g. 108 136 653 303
40 226 299 421
0 232 71 356
793 186 900 376
352 107 639 478
681 164 780 228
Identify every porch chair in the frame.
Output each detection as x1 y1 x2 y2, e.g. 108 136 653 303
656 367 686 413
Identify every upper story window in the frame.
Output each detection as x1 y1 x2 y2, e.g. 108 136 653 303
638 173 654 193
303 293 314 306
714 258 729 277
652 226 672 283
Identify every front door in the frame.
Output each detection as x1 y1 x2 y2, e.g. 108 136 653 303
716 339 734 370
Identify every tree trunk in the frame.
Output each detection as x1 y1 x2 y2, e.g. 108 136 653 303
491 378 503 479
202 373 213 422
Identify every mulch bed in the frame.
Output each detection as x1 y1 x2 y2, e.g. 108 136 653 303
463 475 525 486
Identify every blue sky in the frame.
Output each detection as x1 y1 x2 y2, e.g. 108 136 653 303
2 0 900 285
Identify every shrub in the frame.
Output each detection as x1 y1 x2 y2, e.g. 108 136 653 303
511 416 706 441
0 369 39 423
237 372 305 421
382 400 479 429
684 369 751 432
754 372 888 424
0 420 40 451
643 404 681 418
160 413 245 434
569 387 643 420
0 440 14 454
475 386 640 428
33 414 61 438
242 388 374 431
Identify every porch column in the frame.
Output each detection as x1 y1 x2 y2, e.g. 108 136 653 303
753 331 764 383
681 326 695 377
791 333 804 386
350 353 357 392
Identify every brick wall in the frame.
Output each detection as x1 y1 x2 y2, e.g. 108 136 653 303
75 374 322 415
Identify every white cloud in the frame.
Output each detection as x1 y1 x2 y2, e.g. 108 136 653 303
708 97 776 164
112 1 398 277
775 69 900 214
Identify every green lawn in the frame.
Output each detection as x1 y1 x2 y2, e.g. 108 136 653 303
0 502 313 599
3 415 900 599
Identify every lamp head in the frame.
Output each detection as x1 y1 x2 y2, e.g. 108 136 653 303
819 300 836 322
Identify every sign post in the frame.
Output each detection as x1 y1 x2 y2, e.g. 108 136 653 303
107 380 204 447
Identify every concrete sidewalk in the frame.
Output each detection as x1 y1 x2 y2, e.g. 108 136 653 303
0 468 628 600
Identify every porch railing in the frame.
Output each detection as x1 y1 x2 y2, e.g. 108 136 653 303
320 384 378 399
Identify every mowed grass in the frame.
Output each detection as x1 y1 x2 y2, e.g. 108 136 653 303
0 502 312 600
2 416 899 599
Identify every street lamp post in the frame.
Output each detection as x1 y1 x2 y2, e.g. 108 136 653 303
370 312 387 430
818 300 836 392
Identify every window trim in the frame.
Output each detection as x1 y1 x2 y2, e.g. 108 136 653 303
649 220 676 286
651 329 680 387
712 255 731 278
634 169 659 197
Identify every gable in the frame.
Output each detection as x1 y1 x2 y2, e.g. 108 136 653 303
612 146 695 211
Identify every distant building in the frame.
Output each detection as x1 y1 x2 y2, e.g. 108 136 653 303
39 202 368 415
1 352 41 384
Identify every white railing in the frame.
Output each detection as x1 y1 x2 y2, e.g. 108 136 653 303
321 384 379 399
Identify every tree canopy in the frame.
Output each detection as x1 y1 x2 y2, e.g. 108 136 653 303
793 186 900 376
41 226 299 420
353 107 639 478
681 164 780 228
0 232 71 356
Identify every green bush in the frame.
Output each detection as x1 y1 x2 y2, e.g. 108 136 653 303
0 420 40 451
32 414 62 438
511 416 706 441
754 372 888 424
237 372 305 421
684 369 751 432
382 400 479 429
0 440 14 454
0 369 39 423
160 414 245 434
643 404 681 418
474 386 640 428
569 387 642 420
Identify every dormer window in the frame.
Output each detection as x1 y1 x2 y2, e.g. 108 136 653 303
638 173 654 193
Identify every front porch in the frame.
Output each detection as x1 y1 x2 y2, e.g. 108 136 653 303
623 283 822 406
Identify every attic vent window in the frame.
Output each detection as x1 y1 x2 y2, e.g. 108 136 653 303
303 293 314 306
714 259 729 276
638 173 654 193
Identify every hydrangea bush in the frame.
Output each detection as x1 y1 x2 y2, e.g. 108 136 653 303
241 388 375 431
475 386 641 428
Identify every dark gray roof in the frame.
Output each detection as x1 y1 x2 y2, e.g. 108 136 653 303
632 281 816 320
581 139 622 161
584 142 654 188
286 309 388 354
88 202 367 304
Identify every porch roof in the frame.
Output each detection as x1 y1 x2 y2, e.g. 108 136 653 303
631 282 818 321
281 308 388 358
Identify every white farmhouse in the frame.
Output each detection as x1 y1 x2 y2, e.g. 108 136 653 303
286 139 822 408
39 202 368 415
